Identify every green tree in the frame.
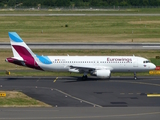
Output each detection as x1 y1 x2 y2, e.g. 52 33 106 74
142 0 149 6
43 0 56 6
1 0 160 7
156 0 160 5
130 0 140 6
149 0 155 5
55 0 70 7
120 0 129 6
23 0 42 6
0 0 4 6
90 0 100 6
8 0 16 6
73 0 81 7
0 0 8 4
107 0 119 6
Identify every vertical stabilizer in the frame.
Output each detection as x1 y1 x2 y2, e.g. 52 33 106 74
8 32 35 59
7 32 42 70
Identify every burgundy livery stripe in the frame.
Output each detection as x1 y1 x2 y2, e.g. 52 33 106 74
13 45 33 58
12 45 43 70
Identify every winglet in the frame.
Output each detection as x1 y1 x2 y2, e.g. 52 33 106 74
8 32 23 42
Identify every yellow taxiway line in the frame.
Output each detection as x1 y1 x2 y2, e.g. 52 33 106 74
147 94 160 97
53 77 59 83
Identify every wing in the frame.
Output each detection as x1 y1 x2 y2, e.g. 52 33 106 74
69 65 113 73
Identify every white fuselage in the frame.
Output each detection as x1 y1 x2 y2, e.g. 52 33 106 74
37 56 155 73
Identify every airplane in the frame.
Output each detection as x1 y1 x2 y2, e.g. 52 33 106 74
5 32 156 80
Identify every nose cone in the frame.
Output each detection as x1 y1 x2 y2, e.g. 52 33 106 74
151 63 156 70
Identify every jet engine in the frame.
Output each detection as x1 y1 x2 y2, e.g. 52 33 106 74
68 68 79 73
90 69 111 78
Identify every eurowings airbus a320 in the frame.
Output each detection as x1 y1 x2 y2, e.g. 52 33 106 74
5 32 156 80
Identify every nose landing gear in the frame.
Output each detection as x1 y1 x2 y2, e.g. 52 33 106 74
134 72 137 80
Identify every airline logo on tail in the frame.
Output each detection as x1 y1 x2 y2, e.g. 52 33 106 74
6 32 43 70
9 32 23 42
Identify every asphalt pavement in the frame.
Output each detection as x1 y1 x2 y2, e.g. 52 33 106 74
1 43 160 49
0 76 160 120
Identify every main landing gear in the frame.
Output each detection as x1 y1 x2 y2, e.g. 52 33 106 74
82 75 88 80
134 72 137 80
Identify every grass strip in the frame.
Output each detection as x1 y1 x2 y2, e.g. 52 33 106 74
0 91 51 107
1 8 160 14
1 70 158 77
0 15 160 43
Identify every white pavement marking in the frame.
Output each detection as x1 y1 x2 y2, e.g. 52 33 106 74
112 80 160 87
54 88 102 108
143 46 160 47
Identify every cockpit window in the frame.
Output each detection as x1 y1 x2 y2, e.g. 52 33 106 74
143 61 151 63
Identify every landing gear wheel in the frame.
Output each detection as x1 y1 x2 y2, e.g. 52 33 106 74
134 72 137 80
82 75 88 81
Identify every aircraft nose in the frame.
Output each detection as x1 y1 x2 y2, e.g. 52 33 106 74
151 63 156 70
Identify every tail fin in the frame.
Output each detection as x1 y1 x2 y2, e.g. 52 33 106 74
7 32 42 70
8 32 35 59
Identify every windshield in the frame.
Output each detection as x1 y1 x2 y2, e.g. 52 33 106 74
143 61 151 63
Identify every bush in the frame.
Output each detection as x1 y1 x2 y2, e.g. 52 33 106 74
65 24 68 27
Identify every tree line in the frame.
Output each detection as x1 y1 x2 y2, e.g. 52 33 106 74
0 0 160 7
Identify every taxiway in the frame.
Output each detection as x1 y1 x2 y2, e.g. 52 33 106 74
0 76 160 120
0 76 160 107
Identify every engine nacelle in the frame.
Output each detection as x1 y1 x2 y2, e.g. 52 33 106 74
68 68 79 73
91 70 111 78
